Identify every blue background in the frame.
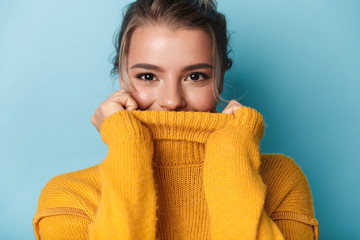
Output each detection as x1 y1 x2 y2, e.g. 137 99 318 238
1 0 359 239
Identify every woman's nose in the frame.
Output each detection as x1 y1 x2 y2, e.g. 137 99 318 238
158 81 186 111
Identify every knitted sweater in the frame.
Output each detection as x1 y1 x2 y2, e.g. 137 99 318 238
33 107 319 239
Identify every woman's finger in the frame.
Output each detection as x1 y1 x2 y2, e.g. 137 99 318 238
112 94 138 110
91 90 139 132
222 100 243 115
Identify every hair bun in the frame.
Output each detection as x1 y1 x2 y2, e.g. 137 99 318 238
196 0 217 10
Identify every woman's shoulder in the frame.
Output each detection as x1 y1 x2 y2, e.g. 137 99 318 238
259 153 316 220
35 164 101 220
40 164 101 196
259 153 307 183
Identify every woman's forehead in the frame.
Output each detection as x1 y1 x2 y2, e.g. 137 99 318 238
127 25 213 68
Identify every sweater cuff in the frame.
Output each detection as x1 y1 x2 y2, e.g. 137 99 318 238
99 110 152 146
233 106 265 141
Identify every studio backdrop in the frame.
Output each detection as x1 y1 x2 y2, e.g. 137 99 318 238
0 0 359 239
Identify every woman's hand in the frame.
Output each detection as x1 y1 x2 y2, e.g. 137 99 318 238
222 100 243 115
91 90 138 132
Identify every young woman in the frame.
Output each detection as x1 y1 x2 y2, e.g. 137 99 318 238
33 0 319 239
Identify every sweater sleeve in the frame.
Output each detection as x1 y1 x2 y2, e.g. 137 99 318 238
87 110 158 239
33 110 158 240
203 106 284 239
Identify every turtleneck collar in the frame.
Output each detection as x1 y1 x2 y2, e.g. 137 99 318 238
130 110 236 144
100 107 264 167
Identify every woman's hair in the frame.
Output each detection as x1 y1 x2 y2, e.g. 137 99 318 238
110 0 232 103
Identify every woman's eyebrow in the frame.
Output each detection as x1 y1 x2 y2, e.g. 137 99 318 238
130 63 213 72
130 63 163 72
182 63 213 72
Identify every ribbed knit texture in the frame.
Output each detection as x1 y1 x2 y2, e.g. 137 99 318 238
33 107 318 239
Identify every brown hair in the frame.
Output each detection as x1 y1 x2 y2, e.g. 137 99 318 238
110 0 232 103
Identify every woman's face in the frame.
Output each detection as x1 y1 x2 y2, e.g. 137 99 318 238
122 24 217 112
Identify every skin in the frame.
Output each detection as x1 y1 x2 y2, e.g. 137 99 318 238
91 24 243 132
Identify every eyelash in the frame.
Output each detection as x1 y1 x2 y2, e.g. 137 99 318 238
135 72 209 81
136 73 156 81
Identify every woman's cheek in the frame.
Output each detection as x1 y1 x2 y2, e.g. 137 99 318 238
131 89 156 110
187 88 217 112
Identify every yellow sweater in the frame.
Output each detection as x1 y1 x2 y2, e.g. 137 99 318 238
33 107 318 239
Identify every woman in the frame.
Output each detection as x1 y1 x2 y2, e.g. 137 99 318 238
33 0 319 239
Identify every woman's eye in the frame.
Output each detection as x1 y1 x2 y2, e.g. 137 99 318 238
187 72 208 81
137 73 156 81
